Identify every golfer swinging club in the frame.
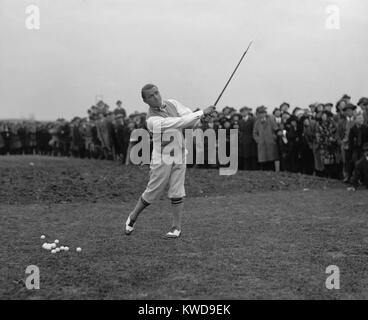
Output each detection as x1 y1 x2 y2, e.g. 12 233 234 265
125 84 215 238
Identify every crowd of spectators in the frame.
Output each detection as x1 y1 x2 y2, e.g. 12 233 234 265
1 95 368 187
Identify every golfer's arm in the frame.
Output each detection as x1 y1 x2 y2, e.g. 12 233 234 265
147 111 204 132
168 99 203 128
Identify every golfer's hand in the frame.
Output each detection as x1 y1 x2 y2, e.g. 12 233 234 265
203 106 216 116
347 187 356 192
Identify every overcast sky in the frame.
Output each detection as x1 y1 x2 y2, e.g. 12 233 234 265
0 0 367 120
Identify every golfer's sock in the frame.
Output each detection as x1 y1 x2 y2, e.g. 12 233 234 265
129 196 150 223
171 198 183 230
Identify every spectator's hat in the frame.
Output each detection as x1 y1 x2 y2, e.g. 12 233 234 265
324 103 333 108
240 106 252 113
256 105 267 114
116 100 122 105
222 106 231 113
294 108 304 118
362 142 368 151
357 97 368 106
322 110 333 117
342 94 351 100
280 102 290 109
342 103 357 111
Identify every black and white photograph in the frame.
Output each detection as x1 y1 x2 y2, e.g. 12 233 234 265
1 0 368 306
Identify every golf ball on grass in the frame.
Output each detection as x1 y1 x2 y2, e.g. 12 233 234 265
54 239 59 244
55 248 60 253
60 246 65 251
64 247 69 251
40 235 45 239
76 247 82 252
51 249 56 254
42 243 52 250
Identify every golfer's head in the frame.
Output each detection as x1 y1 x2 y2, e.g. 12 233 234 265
141 84 162 108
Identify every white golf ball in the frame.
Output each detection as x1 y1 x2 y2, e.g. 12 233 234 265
54 239 59 244
51 243 57 249
60 246 65 250
51 249 56 254
55 248 60 253
64 246 69 251
40 235 46 239
76 247 82 252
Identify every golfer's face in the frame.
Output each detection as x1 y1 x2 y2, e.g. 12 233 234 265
144 87 162 108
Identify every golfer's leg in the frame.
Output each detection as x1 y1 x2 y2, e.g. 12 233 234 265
170 197 184 230
128 196 150 222
129 161 171 222
168 163 186 230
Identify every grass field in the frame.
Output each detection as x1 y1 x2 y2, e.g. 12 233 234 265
1 156 368 299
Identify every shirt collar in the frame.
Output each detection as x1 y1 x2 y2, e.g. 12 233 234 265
152 101 166 111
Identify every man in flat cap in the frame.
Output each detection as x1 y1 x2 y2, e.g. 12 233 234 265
349 113 368 165
324 103 333 114
337 103 357 182
279 102 290 114
238 106 257 170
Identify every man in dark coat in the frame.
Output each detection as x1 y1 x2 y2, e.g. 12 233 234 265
337 103 357 182
348 143 368 190
357 97 368 125
349 114 368 165
114 114 130 163
238 106 257 170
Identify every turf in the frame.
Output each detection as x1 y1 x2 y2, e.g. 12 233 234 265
1 156 368 299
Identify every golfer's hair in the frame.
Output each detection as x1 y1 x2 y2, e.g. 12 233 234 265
141 83 158 100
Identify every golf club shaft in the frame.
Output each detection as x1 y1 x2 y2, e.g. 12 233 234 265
214 41 253 107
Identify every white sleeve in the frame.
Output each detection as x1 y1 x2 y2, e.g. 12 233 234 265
147 111 204 133
167 99 196 117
